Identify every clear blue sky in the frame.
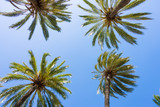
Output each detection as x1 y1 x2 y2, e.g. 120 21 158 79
0 0 160 107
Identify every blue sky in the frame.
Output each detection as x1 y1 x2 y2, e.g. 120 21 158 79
0 0 160 107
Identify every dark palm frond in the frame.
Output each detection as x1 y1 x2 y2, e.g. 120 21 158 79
79 0 151 49
113 25 137 44
92 50 139 98
39 14 49 40
28 15 38 40
9 13 31 29
0 50 72 107
1 0 71 40
0 11 24 17
121 0 145 11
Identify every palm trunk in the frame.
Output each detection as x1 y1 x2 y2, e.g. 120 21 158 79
110 0 131 18
13 85 37 107
105 78 110 107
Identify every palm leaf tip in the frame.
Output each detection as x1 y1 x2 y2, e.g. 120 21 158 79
0 11 23 17
153 95 160 106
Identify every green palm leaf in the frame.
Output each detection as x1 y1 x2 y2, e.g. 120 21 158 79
39 14 49 40
0 11 24 17
28 15 38 40
122 0 145 11
9 13 31 29
153 95 160 106
114 25 137 44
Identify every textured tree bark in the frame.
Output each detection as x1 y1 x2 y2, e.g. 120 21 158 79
105 78 110 107
110 0 131 18
13 85 37 107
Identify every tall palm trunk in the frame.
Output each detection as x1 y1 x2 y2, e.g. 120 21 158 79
110 0 131 18
105 78 110 107
13 85 37 107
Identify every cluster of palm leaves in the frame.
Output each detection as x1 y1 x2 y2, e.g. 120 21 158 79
93 50 138 97
92 50 138 106
0 0 71 40
79 0 151 49
0 51 71 107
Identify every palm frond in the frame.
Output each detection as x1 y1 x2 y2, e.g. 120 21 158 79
0 11 24 17
38 91 47 107
85 22 102 36
1 74 29 82
0 84 28 100
78 5 94 13
116 76 136 86
39 14 49 40
28 15 37 40
49 66 69 77
40 53 50 75
83 0 100 14
114 78 133 92
45 14 61 32
121 0 145 11
46 83 68 99
121 12 151 19
92 26 104 46
123 25 143 34
47 56 61 71
9 13 31 29
119 21 145 29
109 27 119 48
10 62 35 78
28 91 36 107
45 88 63 107
28 50 37 73
153 95 160 106
114 25 137 44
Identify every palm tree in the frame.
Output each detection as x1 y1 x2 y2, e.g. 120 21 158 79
92 50 139 107
0 0 71 40
153 95 160 106
79 0 151 49
0 50 72 107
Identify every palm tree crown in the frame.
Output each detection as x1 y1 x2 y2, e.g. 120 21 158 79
92 50 139 98
0 50 72 107
0 0 71 40
153 95 160 106
79 0 151 49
